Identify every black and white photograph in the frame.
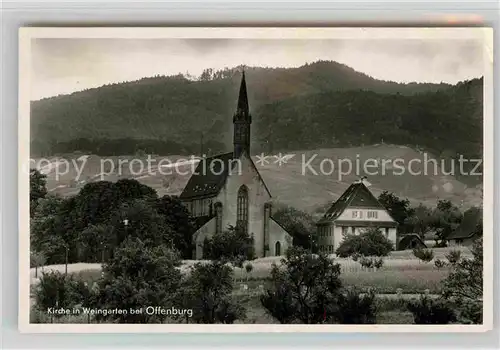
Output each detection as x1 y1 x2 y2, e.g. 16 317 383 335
19 27 493 331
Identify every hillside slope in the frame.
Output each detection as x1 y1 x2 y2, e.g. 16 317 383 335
36 145 483 214
30 61 453 156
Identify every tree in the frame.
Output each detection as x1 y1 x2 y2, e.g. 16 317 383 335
30 251 47 278
155 195 196 259
442 238 483 324
430 200 463 244
30 195 67 264
377 191 415 234
109 199 172 250
203 225 255 267
78 224 115 263
95 238 182 323
335 227 394 258
260 247 343 324
405 204 433 239
272 205 316 250
30 169 47 217
181 261 245 324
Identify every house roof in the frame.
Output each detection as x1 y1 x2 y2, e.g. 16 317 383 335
446 207 482 240
317 181 393 224
180 152 235 200
398 234 427 250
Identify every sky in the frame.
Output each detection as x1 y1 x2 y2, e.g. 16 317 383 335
31 37 484 100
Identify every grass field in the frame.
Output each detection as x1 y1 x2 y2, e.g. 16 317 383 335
32 247 469 324
34 246 470 295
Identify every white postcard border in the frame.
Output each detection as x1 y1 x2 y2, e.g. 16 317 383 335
18 27 494 333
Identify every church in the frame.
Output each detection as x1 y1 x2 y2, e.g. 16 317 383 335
316 177 398 254
179 72 293 259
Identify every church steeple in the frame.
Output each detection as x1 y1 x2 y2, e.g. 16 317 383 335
233 70 252 158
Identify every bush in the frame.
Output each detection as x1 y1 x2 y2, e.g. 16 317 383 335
359 257 374 268
336 289 377 324
203 225 255 267
260 247 343 324
407 296 457 324
95 238 182 323
34 271 78 312
445 250 462 265
442 238 483 324
181 261 244 324
412 248 434 262
434 259 447 269
373 258 384 269
336 227 393 258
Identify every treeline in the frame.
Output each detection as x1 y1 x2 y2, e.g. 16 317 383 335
254 78 483 185
30 169 196 265
31 61 456 155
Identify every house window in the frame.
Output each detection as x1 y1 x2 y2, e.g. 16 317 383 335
342 226 349 235
352 211 359 218
456 239 463 245
385 228 389 237
367 211 378 219
351 227 356 235
237 185 249 234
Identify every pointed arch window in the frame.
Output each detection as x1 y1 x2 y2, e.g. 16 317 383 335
275 241 281 256
237 185 249 234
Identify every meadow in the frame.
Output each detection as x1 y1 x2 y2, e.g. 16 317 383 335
42 246 472 296
31 247 471 324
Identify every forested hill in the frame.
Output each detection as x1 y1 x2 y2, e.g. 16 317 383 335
30 61 482 183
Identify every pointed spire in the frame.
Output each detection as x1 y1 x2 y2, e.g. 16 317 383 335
237 70 249 114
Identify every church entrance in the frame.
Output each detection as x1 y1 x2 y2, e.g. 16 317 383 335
275 241 281 256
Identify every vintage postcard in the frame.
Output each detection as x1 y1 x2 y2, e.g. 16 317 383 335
19 27 493 332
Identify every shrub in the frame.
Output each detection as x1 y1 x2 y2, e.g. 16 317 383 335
260 247 343 324
336 227 393 258
407 295 457 324
95 238 182 323
34 271 77 311
434 259 447 269
359 257 374 268
442 238 483 324
445 250 462 265
412 248 434 262
203 225 255 267
245 263 254 274
336 289 377 324
181 261 244 324
373 258 384 269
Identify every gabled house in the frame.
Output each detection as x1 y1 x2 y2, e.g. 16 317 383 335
316 178 398 254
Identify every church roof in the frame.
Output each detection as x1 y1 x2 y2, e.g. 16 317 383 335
179 152 236 199
236 71 249 115
317 181 392 224
192 215 216 231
